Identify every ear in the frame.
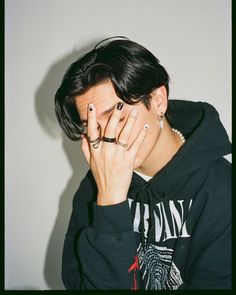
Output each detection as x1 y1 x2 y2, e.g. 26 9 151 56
150 85 168 115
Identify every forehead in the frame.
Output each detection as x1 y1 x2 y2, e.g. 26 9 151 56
75 80 120 118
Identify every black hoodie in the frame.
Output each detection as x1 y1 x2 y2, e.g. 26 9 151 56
61 100 231 290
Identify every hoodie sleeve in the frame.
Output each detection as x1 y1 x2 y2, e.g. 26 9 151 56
61 171 140 290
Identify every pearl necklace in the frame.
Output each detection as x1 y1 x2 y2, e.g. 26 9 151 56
172 128 186 143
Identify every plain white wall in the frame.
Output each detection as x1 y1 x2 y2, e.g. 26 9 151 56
5 0 231 290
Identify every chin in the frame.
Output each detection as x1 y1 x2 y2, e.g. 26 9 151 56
133 154 146 170
133 144 152 170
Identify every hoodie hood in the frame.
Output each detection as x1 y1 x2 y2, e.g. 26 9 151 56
129 99 231 201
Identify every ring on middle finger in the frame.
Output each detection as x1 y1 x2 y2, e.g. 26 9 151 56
102 136 116 143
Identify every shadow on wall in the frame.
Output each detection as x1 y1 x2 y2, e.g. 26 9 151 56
34 38 103 290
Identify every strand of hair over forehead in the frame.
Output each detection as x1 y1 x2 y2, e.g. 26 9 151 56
94 36 129 49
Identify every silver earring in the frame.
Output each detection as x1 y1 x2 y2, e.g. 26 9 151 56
159 112 164 129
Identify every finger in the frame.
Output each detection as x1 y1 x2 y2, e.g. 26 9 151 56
117 109 138 146
87 104 100 151
81 136 91 164
103 102 124 139
128 124 149 156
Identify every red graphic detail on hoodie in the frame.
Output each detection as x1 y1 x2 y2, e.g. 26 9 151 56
128 255 140 290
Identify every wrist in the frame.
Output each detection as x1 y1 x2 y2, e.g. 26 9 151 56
97 191 127 206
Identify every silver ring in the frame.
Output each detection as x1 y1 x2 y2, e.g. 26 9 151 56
116 141 128 148
92 141 100 149
88 136 101 149
88 136 101 143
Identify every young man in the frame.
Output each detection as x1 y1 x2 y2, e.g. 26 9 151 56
55 37 231 290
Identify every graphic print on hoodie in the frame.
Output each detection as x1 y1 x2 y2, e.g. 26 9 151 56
128 197 192 289
62 100 231 290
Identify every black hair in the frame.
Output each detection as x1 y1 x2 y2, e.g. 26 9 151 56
55 36 170 140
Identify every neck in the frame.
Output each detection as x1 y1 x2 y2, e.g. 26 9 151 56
136 124 184 177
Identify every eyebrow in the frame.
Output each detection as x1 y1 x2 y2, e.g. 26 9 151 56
80 103 117 124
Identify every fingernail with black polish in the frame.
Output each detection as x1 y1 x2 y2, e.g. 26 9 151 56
117 102 123 110
89 104 94 111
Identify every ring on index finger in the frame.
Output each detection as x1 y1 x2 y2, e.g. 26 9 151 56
88 136 101 149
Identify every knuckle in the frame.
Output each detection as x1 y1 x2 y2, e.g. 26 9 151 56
111 112 121 123
121 128 130 138
105 125 115 135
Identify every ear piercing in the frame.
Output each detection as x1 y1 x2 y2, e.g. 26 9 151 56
159 112 164 129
